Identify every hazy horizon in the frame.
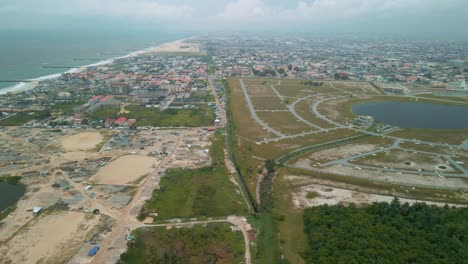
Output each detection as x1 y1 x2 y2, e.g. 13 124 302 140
1 0 468 39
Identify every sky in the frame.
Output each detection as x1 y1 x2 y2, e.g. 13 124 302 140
1 0 468 38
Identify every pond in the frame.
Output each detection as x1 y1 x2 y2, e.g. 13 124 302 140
0 182 26 212
352 101 468 130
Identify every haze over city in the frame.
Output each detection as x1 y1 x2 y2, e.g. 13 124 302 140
1 0 468 38
0 1 467 264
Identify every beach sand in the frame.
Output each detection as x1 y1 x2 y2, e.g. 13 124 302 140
144 40 200 54
90 155 159 185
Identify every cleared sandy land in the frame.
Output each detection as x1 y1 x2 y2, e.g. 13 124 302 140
0 211 100 264
285 176 466 208
61 132 104 151
90 155 158 185
146 41 200 53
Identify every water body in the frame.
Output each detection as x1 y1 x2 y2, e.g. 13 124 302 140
352 101 468 130
0 30 188 91
0 182 26 212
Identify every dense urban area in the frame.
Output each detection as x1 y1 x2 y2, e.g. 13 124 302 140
0 36 467 264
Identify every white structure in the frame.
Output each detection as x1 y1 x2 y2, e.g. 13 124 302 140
459 79 467 90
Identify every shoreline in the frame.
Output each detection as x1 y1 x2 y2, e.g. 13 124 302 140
0 37 195 95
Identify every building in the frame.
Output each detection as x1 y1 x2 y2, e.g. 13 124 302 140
352 116 374 128
58 92 71 98
111 83 131 95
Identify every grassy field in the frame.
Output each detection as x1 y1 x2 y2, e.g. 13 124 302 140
227 77 274 141
89 106 215 127
415 94 468 103
294 100 336 129
119 223 245 264
140 132 246 220
252 129 358 160
49 102 84 115
389 128 468 145
257 111 313 135
250 96 288 110
0 111 50 126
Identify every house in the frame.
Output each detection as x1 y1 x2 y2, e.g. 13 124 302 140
88 95 103 105
115 117 127 126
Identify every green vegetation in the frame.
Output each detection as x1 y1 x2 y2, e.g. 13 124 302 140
0 206 16 221
119 223 245 264
89 106 215 127
0 111 50 126
139 132 246 220
303 199 468 263
49 102 84 114
0 176 22 185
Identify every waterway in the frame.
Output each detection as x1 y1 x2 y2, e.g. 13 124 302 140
0 182 26 212
352 101 468 130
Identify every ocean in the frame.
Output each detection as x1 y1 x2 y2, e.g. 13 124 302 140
0 30 188 93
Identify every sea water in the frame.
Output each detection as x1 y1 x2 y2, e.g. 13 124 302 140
0 30 187 92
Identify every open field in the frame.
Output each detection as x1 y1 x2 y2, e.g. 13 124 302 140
252 129 358 160
351 149 456 172
140 133 246 220
250 96 288 110
227 78 274 141
245 84 277 97
0 111 50 126
294 99 338 128
0 211 101 264
257 111 313 135
276 84 334 97
90 155 158 185
389 129 468 145
89 106 215 127
119 223 245 264
61 132 104 151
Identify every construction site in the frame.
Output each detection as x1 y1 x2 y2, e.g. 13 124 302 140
0 126 223 263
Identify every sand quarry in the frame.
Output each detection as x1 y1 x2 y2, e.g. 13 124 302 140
90 155 159 185
0 211 101 264
61 132 104 151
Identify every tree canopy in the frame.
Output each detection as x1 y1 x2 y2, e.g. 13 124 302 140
303 199 468 264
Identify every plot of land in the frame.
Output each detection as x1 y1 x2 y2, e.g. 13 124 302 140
251 96 288 110
257 111 312 135
90 155 158 185
61 132 104 151
352 149 455 172
119 223 245 264
0 211 100 264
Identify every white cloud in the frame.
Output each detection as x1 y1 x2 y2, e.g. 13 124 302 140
76 0 193 19
0 0 193 19
217 0 267 18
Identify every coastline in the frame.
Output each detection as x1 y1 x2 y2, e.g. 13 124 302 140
0 37 195 96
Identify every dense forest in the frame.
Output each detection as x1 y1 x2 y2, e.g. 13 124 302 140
303 199 467 264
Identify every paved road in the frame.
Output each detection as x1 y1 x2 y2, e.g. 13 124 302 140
239 79 286 137
288 95 325 130
320 138 467 177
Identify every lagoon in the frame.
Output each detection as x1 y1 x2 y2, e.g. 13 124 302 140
352 101 468 130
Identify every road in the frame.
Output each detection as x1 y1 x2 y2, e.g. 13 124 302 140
320 138 468 177
239 79 286 137
90 133 185 264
